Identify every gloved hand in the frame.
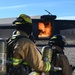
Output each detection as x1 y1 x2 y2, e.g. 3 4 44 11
50 64 62 71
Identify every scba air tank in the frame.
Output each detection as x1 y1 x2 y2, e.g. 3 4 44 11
0 38 6 75
42 45 53 62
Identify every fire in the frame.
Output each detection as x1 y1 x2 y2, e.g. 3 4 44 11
38 22 52 37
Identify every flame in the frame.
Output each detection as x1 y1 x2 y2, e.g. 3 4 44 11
38 22 52 37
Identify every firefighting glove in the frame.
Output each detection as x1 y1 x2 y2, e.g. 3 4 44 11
51 64 62 72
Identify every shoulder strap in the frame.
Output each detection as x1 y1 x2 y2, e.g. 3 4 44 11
7 35 28 58
7 35 28 46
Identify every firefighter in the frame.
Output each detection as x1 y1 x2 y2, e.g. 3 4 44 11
7 14 54 75
48 34 73 75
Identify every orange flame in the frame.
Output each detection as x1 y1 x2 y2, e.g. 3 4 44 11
38 22 52 37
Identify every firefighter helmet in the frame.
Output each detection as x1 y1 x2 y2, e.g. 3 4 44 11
13 14 32 25
48 34 66 48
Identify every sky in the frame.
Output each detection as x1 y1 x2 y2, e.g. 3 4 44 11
0 0 75 20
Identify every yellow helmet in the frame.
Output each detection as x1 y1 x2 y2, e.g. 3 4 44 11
13 14 32 25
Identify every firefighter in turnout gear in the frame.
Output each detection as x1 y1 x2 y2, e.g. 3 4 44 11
6 14 53 75
48 34 72 75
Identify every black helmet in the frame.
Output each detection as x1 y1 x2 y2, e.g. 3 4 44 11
48 34 66 49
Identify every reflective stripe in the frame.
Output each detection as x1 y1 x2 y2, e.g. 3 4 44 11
23 62 28 65
10 58 22 65
33 73 38 75
45 62 51 72
51 36 57 39
29 72 38 75
15 22 23 24
10 58 28 66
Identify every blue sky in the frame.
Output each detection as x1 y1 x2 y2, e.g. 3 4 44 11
0 0 75 20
